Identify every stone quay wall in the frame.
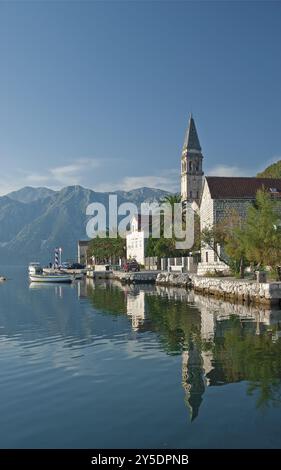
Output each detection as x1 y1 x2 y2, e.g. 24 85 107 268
112 271 159 284
189 274 281 306
156 272 281 307
156 272 192 288
87 270 159 283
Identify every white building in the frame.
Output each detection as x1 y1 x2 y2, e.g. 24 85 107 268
126 215 149 264
77 240 90 265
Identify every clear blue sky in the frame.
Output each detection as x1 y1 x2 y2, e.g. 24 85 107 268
0 0 281 195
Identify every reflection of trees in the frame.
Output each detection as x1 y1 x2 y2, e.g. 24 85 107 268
144 295 201 354
87 282 126 315
211 319 281 409
86 281 281 413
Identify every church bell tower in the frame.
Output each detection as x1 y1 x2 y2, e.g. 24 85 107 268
181 115 204 204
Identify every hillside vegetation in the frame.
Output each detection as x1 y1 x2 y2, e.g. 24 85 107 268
257 160 281 178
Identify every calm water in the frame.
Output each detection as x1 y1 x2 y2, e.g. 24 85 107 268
1 266 281 448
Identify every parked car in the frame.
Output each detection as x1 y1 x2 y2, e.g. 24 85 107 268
123 259 140 272
70 262 85 269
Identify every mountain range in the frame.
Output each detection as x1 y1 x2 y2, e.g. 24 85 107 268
0 185 170 265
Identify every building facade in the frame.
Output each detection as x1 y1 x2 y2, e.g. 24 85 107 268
77 240 90 265
181 115 204 204
126 215 148 265
198 176 281 275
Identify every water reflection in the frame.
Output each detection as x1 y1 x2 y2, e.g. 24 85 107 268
86 279 281 419
2 272 281 426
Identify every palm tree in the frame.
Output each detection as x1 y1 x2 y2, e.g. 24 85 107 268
161 193 186 221
160 193 182 205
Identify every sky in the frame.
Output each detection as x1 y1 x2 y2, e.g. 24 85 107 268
0 0 281 195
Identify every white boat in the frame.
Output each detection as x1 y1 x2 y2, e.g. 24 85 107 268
29 273 73 283
28 262 43 275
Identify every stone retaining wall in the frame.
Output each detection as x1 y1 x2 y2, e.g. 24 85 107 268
189 274 281 306
156 272 281 306
112 271 159 284
156 272 191 288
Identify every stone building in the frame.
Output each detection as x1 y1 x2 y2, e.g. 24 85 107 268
181 114 204 204
198 176 281 275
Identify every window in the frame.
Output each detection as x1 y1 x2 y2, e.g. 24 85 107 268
190 191 192 198
197 191 199 199
189 161 192 171
206 252 208 263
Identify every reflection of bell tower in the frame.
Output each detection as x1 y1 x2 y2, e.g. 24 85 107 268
181 114 204 204
182 339 205 421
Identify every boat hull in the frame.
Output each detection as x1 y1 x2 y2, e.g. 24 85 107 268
29 274 73 283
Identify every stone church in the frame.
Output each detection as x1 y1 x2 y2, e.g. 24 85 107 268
180 115 281 275
181 115 204 204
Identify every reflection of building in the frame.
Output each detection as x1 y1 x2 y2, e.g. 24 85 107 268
181 292 281 421
77 280 87 299
126 290 146 331
200 308 216 342
182 342 205 422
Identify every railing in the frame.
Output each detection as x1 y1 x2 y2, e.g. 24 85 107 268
144 256 198 273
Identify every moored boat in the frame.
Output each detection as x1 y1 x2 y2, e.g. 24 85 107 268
29 273 73 283
28 262 43 275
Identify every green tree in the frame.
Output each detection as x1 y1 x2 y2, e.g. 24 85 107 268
87 234 126 264
257 159 281 178
160 193 182 205
241 188 281 277
201 209 247 277
146 193 186 257
146 236 177 258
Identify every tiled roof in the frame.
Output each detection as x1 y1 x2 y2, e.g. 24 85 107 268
206 176 281 199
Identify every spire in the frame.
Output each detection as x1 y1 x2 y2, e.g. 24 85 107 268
182 114 201 152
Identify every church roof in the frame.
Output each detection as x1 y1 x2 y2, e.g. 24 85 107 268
183 115 202 152
205 176 281 199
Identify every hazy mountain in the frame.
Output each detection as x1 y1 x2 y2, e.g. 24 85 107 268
257 160 281 179
7 186 56 203
115 187 170 205
0 185 170 265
